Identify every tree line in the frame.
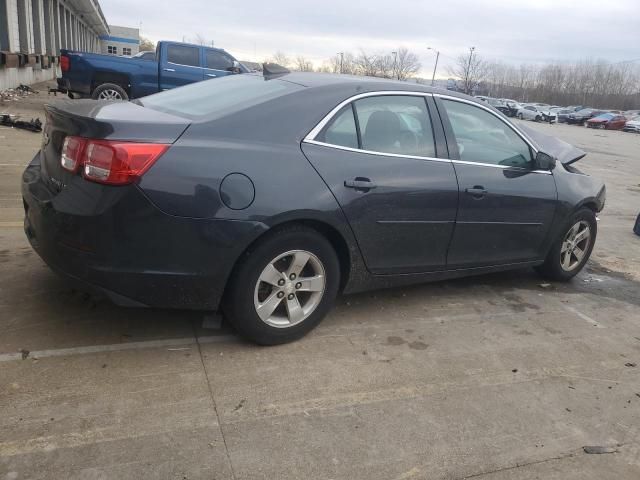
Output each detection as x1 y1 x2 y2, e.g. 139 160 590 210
449 51 640 110
269 47 421 80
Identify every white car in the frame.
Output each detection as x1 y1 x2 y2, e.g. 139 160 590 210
516 104 557 123
623 115 640 133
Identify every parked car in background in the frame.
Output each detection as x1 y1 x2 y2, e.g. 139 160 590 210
501 99 522 117
22 72 605 344
517 104 557 123
586 113 627 130
551 108 573 123
565 105 584 112
567 108 604 125
485 98 511 116
622 115 640 133
56 41 248 100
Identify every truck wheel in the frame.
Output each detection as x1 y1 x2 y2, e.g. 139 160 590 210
92 83 128 101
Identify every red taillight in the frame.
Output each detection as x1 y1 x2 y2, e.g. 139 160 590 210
60 136 168 185
60 55 70 72
61 136 86 172
83 141 168 185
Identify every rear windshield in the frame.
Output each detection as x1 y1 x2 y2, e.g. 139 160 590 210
140 74 304 120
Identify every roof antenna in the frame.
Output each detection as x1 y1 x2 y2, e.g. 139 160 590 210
262 63 290 79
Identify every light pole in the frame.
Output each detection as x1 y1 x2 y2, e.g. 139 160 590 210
391 51 397 79
337 52 344 74
466 46 476 94
427 46 440 87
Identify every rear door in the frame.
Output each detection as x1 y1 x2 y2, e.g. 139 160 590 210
202 49 235 80
436 96 557 268
302 93 459 274
159 44 203 90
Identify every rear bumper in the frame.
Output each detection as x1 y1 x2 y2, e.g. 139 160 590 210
22 152 265 310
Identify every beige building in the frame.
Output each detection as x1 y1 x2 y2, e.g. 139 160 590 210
100 24 139 57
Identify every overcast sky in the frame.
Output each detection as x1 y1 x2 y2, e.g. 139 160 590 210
102 0 639 77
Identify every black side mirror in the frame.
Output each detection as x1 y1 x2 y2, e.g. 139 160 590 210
535 151 556 170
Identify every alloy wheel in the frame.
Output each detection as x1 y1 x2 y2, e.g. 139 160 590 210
98 89 124 100
253 250 326 328
560 221 591 272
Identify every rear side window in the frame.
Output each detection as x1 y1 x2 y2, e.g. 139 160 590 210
206 50 234 70
167 45 200 67
316 106 358 149
141 74 303 120
354 96 435 157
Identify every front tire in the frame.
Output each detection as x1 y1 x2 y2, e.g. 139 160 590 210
536 208 597 281
223 225 340 345
91 83 129 101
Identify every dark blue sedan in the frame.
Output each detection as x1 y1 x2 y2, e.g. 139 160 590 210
22 70 605 344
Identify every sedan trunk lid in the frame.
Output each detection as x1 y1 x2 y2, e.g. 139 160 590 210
40 99 190 192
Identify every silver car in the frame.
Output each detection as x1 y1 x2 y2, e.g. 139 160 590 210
517 104 557 123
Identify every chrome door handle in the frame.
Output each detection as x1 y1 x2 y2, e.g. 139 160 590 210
163 68 175 72
344 178 376 190
465 186 487 198
206 73 217 77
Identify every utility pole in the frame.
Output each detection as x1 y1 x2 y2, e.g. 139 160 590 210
427 47 440 86
337 52 344 74
466 46 476 94
392 51 397 79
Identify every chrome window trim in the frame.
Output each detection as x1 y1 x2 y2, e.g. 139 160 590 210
304 90 434 141
304 139 451 164
303 90 552 175
167 61 202 69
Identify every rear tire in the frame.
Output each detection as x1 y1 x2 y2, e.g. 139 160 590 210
91 83 128 101
536 208 597 281
223 225 340 345
518 113 523 120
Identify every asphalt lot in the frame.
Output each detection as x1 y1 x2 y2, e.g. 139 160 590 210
1 83 639 479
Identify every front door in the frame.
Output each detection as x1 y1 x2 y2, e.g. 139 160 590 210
302 94 459 274
436 97 557 268
160 44 203 90
202 49 235 80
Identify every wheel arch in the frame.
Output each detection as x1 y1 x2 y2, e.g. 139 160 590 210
223 218 354 302
91 72 131 95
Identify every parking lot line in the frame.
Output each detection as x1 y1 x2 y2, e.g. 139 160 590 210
0 334 236 363
562 305 605 328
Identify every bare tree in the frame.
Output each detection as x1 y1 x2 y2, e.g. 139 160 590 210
139 37 155 52
270 51 290 68
354 50 380 77
193 33 210 46
394 47 421 80
448 49 489 95
294 55 314 72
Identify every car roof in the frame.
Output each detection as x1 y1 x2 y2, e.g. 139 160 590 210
273 71 467 97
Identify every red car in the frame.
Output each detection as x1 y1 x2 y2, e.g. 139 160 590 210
586 113 627 130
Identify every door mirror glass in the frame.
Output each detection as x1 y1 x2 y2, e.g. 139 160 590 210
535 151 556 170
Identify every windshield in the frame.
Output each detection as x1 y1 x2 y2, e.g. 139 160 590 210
140 74 304 120
594 113 614 120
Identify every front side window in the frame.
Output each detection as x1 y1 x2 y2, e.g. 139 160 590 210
442 99 533 168
167 45 200 67
206 50 234 70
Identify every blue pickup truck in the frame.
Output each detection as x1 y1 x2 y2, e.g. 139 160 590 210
57 41 248 100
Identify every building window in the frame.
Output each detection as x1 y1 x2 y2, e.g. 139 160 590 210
107 45 117 55
122 47 131 56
